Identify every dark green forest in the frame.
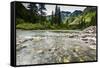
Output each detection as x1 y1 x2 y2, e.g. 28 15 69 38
16 2 97 30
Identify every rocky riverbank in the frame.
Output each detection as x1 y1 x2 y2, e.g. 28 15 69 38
16 26 97 65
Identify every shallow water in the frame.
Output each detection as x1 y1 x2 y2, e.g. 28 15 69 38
16 29 96 65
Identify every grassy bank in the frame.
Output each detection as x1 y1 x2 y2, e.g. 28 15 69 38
16 22 70 30
16 23 44 30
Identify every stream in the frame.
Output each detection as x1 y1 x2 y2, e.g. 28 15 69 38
16 29 96 65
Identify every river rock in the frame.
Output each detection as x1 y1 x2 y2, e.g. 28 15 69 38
16 26 96 65
83 26 96 34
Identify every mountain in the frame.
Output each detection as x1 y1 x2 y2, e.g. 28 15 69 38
61 11 71 17
67 7 97 29
70 10 82 17
40 7 96 29
82 7 97 26
83 7 97 14
46 11 71 23
61 11 71 22
65 10 82 25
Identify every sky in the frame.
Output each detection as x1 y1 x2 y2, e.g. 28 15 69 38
22 3 86 15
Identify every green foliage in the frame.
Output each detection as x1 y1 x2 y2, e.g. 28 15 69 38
52 5 62 25
38 3 47 23
15 2 30 22
27 3 39 23
16 3 97 30
16 18 25 25
16 23 44 30
64 7 96 30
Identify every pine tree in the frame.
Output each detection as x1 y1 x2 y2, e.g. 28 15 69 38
58 7 61 24
51 11 54 25
66 20 69 28
54 5 59 24
90 15 96 26
54 5 61 25
38 3 47 23
27 3 38 23
79 16 86 29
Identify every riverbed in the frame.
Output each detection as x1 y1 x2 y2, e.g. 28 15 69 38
16 29 97 65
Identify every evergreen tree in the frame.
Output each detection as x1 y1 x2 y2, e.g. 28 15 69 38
38 3 47 23
58 7 61 24
54 5 59 24
90 15 96 26
66 20 69 28
27 3 38 23
79 16 86 29
54 5 61 25
51 11 54 25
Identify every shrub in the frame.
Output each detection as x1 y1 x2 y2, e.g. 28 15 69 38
16 18 25 25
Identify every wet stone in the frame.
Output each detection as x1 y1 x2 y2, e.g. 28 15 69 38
16 26 96 65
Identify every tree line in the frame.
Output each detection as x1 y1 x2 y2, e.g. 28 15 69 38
16 2 97 30
28 3 62 25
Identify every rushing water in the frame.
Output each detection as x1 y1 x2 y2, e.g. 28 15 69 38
16 29 96 65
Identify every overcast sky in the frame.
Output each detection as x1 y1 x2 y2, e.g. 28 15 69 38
22 3 86 15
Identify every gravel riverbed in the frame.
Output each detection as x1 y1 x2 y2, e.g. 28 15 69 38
16 26 97 65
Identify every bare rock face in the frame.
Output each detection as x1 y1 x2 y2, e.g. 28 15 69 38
16 26 97 65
